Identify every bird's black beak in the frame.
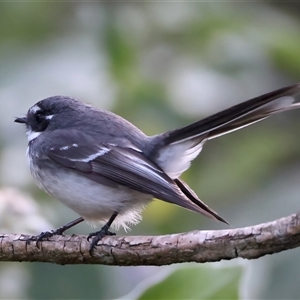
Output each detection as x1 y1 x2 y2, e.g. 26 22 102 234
14 117 28 124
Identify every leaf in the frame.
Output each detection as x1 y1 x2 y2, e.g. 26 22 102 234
137 264 243 300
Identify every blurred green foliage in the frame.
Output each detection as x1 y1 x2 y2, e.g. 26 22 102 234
0 3 72 43
138 265 243 300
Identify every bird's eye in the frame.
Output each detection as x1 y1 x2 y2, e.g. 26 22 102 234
35 112 44 123
26 106 51 132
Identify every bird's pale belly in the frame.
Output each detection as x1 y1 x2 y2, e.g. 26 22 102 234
29 156 152 230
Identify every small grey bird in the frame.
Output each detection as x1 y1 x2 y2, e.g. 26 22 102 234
15 83 300 253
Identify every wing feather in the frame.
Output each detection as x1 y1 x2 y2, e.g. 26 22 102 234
44 129 226 221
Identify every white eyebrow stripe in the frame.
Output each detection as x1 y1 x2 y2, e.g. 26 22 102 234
29 105 40 114
45 115 54 120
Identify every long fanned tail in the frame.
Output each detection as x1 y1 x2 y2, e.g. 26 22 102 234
149 83 300 222
164 83 300 145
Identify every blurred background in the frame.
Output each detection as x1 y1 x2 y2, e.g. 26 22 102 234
1 2 300 299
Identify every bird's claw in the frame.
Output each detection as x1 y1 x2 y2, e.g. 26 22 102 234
87 229 116 255
24 228 64 248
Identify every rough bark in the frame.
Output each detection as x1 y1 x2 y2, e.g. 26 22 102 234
1 212 299 266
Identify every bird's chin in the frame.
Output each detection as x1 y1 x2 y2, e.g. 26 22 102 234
26 129 42 143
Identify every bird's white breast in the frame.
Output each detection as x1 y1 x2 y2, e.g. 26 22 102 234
26 147 151 230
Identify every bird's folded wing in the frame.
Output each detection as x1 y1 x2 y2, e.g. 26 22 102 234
44 130 214 215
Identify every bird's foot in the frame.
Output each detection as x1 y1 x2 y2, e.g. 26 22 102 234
23 228 64 248
87 226 116 255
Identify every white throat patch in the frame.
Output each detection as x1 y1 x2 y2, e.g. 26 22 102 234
26 129 42 142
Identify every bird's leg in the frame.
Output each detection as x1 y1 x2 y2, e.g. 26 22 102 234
87 211 118 255
25 217 84 246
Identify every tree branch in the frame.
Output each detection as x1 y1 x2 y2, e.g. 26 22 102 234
1 212 300 266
